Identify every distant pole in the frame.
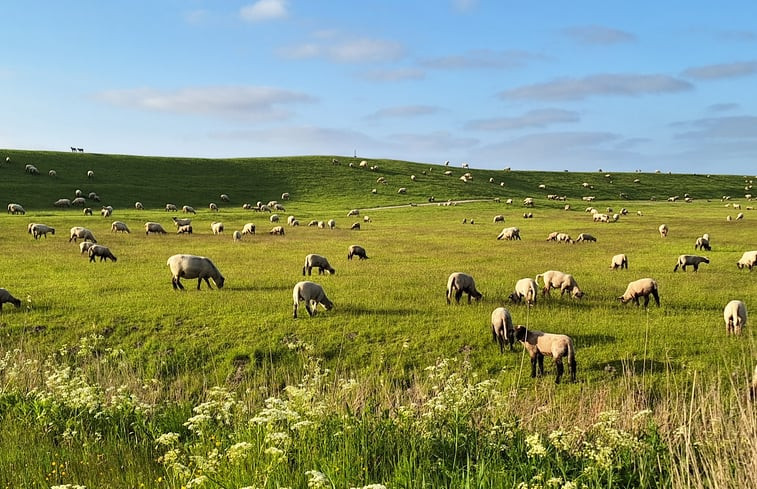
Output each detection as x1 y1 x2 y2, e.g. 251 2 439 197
353 149 357 158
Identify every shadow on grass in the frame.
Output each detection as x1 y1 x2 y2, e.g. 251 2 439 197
589 358 679 375
573 333 617 347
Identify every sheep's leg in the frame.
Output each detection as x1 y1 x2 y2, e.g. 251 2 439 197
643 295 650 307
293 302 298 319
537 353 545 377
306 300 316 317
555 358 564 384
172 277 184 290
530 355 538 378
467 290 472 304
204 277 213 289
693 263 698 272
455 289 463 304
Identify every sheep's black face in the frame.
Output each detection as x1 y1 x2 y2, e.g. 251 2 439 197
515 326 528 341
215 277 225 289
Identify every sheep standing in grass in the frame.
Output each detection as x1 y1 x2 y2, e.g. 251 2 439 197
659 224 668 237
220 194 230 202
88 244 117 263
110 221 130 233
610 253 628 270
673 255 710 272
144 222 167 235
493 214 505 223
69 226 97 243
0 288 22 311
270 226 285 235
209 202 219 212
497 227 521 240
737 251 757 270
79 242 95 255
233 230 242 242
7 203 25 215
327 219 336 230
515 326 576 383
211 222 224 235
165 203 177 212
302 254 336 275
618 278 659 307
694 236 711 251
347 245 368 260
167 254 225 290
535 270 583 299
446 272 483 305
55 198 71 208
491 307 515 353
575 233 596 243
182 205 196 214
347 209 360 217
172 217 191 228
242 223 256 236
509 278 538 305
177 225 193 234
293 281 334 318
723 300 747 335
30 224 55 239
135 202 143 210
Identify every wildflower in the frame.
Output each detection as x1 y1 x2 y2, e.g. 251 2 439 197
305 470 331 489
562 481 578 489
525 433 547 457
351 485 387 489
227 442 253 464
155 432 181 446
547 476 563 487
632 409 653 421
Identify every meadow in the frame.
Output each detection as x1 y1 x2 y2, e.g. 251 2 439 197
0 150 755 488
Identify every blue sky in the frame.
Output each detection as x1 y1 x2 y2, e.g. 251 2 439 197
2 1 756 173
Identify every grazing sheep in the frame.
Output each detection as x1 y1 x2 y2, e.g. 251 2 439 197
54 198 71 207
658 223 668 237
242 223 256 235
220 194 230 202
347 209 360 217
209 202 219 212
270 214 279 223
144 222 167 235
71 197 86 207
618 278 660 307
172 217 191 227
736 212 745 220
182 205 196 214
135 202 144 210
87 192 98 200
535 270 583 299
546 231 560 241
48 169 57 177
555 233 573 244
69 226 97 243
736 250 757 270
79 241 95 255
87 170 94 179
7 203 25 215
165 203 177 212
292 281 334 318
281 192 290 200
673 255 710 272
493 214 505 223
88 244 117 263
508 277 538 305
270 226 285 235
177 224 193 234
610 253 629 270
694 236 711 251
302 254 336 276
211 222 224 235
491 307 515 352
0 288 22 311
363 215 371 223
110 221 130 233
75 189 83 198
446 272 483 305
167 254 225 291
497 227 521 240
30 224 55 239
515 326 576 383
723 300 747 335
351 222 361 230
575 233 597 243
233 230 242 242
327 219 336 230
347 244 368 260
398 187 407 194
24 164 39 175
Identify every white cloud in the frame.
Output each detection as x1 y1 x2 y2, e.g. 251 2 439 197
673 116 757 140
682 61 757 80
240 0 288 22
365 105 440 120
279 37 404 63
420 49 547 70
563 25 636 45
500 74 693 101
465 109 579 131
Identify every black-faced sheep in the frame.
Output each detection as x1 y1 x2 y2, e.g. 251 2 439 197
172 217 191 228
610 253 628 270
270 226 285 235
242 223 256 235
281 192 290 200
350 222 361 230
182 205 196 214
110 221 130 233
723 300 747 335
69 226 97 243
575 233 596 243
302 254 335 276
167 254 225 291
293 281 334 318
165 203 177 212
515 326 576 384
87 170 94 179
618 278 660 307
0 288 22 311
177 224 193 234
535 270 583 299
144 222 167 235
497 227 521 240
83 208 92 216
7 203 25 215
209 202 219 212
211 222 224 235
30 224 55 239
555 233 573 244
220 194 230 202
79 241 95 255
347 209 360 217
135 202 144 210
673 254 710 272
446 272 483 305
327 219 336 230
233 230 242 242
88 244 117 263
737 251 757 270
508 278 538 306
347 245 368 260
694 236 711 251
493 215 505 223
491 307 515 353
659 223 668 237
54 198 71 208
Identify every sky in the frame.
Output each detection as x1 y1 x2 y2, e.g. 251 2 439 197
2 1 756 173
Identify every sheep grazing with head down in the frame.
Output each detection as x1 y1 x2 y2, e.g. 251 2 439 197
135 202 143 210
110 221 130 233
209 202 219 212
347 244 368 260
30 223 55 239
167 254 225 291
233 230 242 242
618 278 660 307
490 307 515 353
242 223 256 236
69 226 97 243
497 227 521 240
292 281 334 318
536 270 583 299
211 222 224 235
0 288 22 311
446 272 483 305
182 205 196 214
165 203 177 212
270 226 285 235
515 326 576 384
673 254 710 272
144 222 167 235
7 203 25 215
658 223 668 237
694 236 711 251
723 300 747 335
79 241 95 255
177 224 193 235
575 233 596 243
302 254 335 276
88 244 117 263
737 250 757 270
609 253 628 270
509 277 538 306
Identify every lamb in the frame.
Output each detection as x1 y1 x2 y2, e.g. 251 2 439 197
30 224 55 239
618 278 660 307
658 223 668 237
0 288 22 311
144 222 167 235
167 254 225 290
242 223 256 235
347 245 368 260
110 221 130 233
292 281 334 318
723 300 747 335
446 272 483 305
515 326 576 383
302 254 336 275
182 205 196 214
270 226 285 235
736 251 757 270
575 233 596 243
211 222 224 235
508 277 538 305
88 244 117 263
535 270 583 299
610 253 629 270
172 217 191 227
177 224 193 234
135 202 143 210
79 241 95 255
7 203 25 215
165 203 177 212
491 307 515 353
233 230 242 242
54 198 71 207
694 236 711 251
673 255 710 272
497 227 521 240
69 226 97 243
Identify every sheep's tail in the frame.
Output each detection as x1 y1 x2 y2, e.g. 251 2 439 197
534 273 544 287
567 339 577 380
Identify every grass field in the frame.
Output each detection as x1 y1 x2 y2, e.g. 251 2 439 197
0 149 755 488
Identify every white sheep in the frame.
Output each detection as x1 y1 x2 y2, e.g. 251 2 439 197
110 221 130 233
347 244 368 260
135 202 143 210
736 250 757 270
0 288 22 311
242 223 256 235
270 214 279 223
350 222 361 230
446 272 483 305
493 214 505 223
88 244 117 263
398 187 407 194
182 205 196 214
270 226 285 235
48 169 57 177
555 233 573 244
54 198 71 207
72 197 86 207
220 194 230 202
144 222 167 235
30 224 55 239
736 212 745 220
292 281 334 318
497 227 521 240
610 253 628 270
79 241 95 254
7 203 25 215
233 230 242 242
167 254 225 290
209 202 219 212
172 217 191 227
327 219 336 230
515 326 576 383
87 170 94 178
575 233 596 243
177 224 193 234
658 223 668 237
673 255 710 272
211 222 224 235
618 278 659 307
723 300 747 335
508 277 538 305
302 254 336 276
165 203 177 212
347 209 360 217
535 270 583 299
491 307 515 353
281 192 290 200
69 226 97 243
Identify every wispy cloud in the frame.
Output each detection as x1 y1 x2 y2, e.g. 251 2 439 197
682 60 757 80
465 108 579 131
563 25 636 45
183 9 209 24
715 29 757 42
707 103 740 113
357 68 425 82
673 116 757 140
240 0 288 22
452 0 478 12
96 86 314 121
366 105 440 120
500 74 693 101
420 49 547 70
279 37 404 63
